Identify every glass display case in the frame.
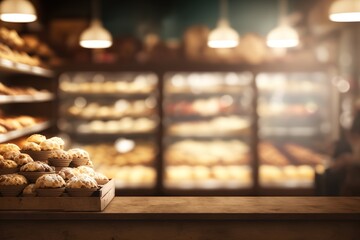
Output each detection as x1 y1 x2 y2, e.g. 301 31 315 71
163 72 254 190
256 72 335 188
59 72 159 189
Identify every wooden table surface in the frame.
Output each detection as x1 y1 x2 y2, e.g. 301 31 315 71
1 197 360 240
1 197 360 220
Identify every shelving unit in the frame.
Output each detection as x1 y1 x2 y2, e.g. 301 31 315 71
0 121 52 142
0 57 55 143
58 71 160 191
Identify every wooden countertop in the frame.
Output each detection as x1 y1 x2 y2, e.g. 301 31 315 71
1 197 360 221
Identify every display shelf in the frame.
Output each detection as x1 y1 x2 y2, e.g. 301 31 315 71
0 121 52 143
0 58 53 77
165 92 249 100
60 92 156 100
0 93 54 104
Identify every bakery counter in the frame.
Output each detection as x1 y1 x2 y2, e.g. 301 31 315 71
1 197 360 240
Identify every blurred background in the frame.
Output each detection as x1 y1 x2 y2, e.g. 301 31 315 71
1 0 360 196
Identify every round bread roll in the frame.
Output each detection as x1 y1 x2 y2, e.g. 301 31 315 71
20 161 53 172
22 142 41 151
3 150 20 160
68 148 90 160
66 174 98 189
13 153 33 166
58 167 79 181
35 174 65 189
0 143 20 154
0 159 17 169
0 173 27 185
26 134 46 144
23 183 36 195
48 149 71 160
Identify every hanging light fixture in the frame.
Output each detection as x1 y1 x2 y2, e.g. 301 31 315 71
208 0 239 48
79 0 112 49
266 0 299 48
329 0 360 22
0 0 37 23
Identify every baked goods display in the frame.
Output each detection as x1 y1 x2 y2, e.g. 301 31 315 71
0 82 51 99
167 116 251 137
165 72 252 94
165 165 252 189
0 136 111 197
80 142 156 187
0 27 56 68
0 116 44 134
67 99 155 119
21 135 65 161
165 140 250 166
76 117 157 134
59 72 158 94
258 141 326 187
165 96 245 117
164 72 254 189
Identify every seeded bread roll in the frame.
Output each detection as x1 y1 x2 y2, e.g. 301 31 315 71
20 161 53 172
40 139 61 151
48 149 71 160
58 167 79 181
22 142 41 151
3 150 20 160
0 143 20 154
26 134 46 144
47 137 65 149
23 183 36 194
68 148 90 160
13 153 33 166
66 174 98 189
77 166 95 177
0 174 27 185
0 159 17 169
35 174 65 189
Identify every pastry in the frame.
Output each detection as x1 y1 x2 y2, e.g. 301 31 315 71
26 134 46 144
13 153 33 166
0 173 27 185
0 143 20 154
20 161 53 172
35 174 65 189
22 183 36 196
93 172 109 185
58 167 79 181
0 158 17 169
66 174 98 189
77 166 95 177
40 139 62 151
22 142 41 151
2 150 21 160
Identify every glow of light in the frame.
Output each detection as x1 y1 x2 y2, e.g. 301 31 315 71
329 0 360 22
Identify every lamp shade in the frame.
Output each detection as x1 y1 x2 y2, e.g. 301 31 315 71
0 0 37 23
79 19 112 49
329 0 360 22
266 25 299 48
208 19 239 48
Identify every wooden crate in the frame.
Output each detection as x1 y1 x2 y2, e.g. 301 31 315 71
0 179 115 212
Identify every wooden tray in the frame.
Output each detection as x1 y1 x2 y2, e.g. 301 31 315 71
0 179 115 212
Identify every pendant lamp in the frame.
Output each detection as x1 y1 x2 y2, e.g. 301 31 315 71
208 0 239 48
79 0 112 49
0 0 37 23
266 0 299 48
329 0 360 22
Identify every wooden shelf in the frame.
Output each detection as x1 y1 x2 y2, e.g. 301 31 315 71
0 121 52 143
0 59 54 77
0 93 55 104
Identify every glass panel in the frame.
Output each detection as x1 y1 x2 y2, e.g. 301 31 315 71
163 72 254 190
257 72 333 188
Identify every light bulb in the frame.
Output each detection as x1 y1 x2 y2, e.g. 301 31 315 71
329 0 360 22
0 0 37 23
79 19 112 49
208 19 239 48
266 25 299 48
